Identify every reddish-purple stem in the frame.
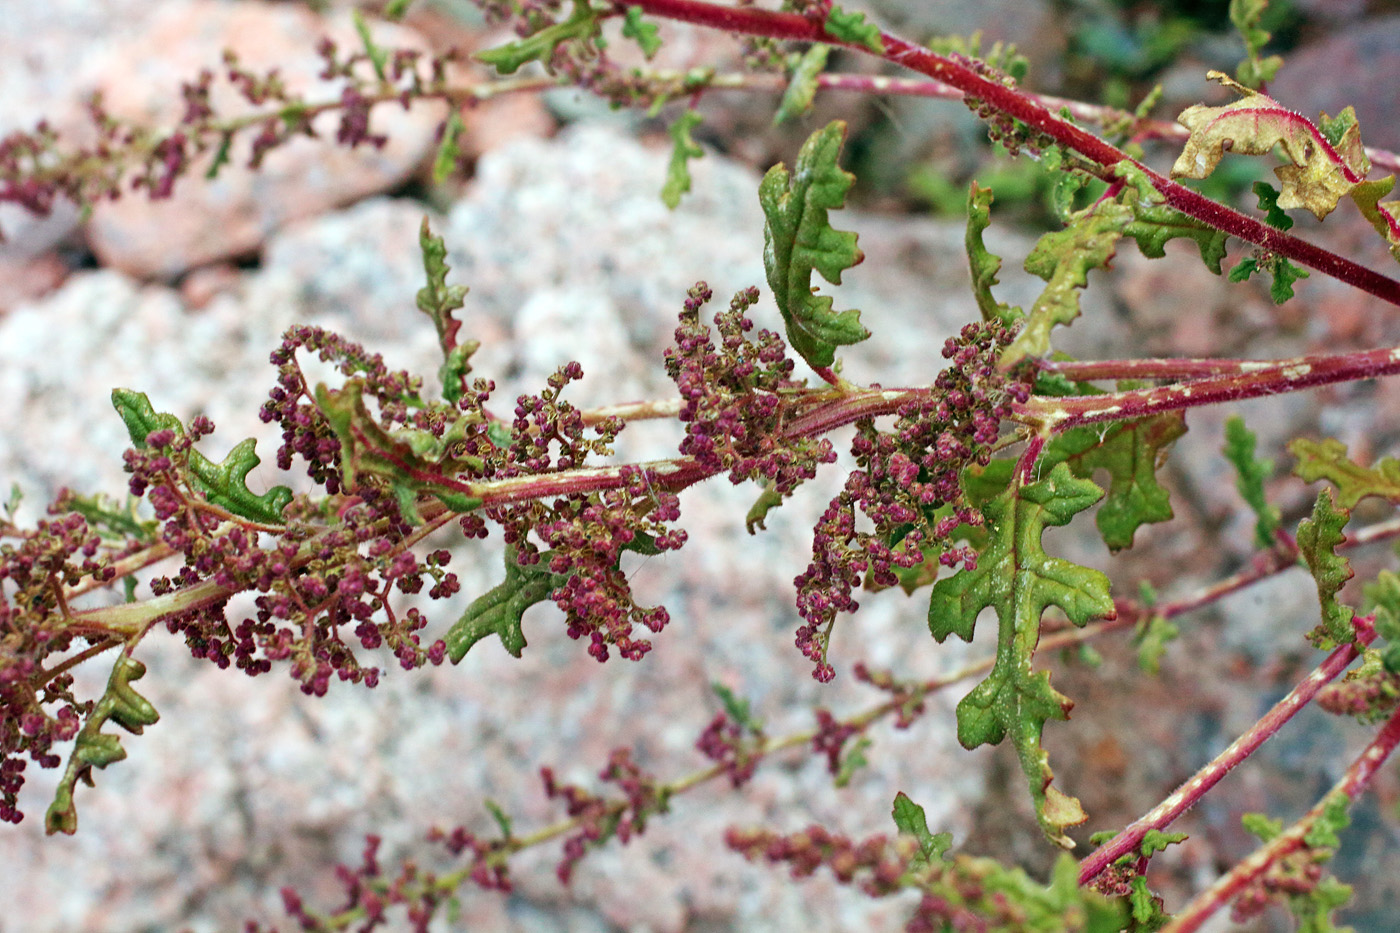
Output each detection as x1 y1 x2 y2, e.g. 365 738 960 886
1163 694 1400 932
630 0 1400 307
1078 616 1377 886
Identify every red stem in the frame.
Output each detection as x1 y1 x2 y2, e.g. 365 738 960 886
631 0 1400 307
1162 695 1400 932
1078 616 1377 886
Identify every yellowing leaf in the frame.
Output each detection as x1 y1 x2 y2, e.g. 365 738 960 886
1350 175 1400 264
1171 72 1370 221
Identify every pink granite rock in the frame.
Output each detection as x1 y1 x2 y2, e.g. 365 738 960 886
83 1 442 279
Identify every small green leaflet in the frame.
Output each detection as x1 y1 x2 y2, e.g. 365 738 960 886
415 218 478 403
890 792 953 870
966 412 1186 552
1296 489 1355 648
1290 436 1400 507
432 109 466 185
774 45 828 125
1229 253 1309 304
965 183 1024 327
445 546 563 661
711 682 763 733
353 9 389 82
1001 199 1131 366
112 389 292 525
475 0 601 75
621 6 661 59
662 110 704 209
315 379 484 524
1253 180 1294 230
46 655 159 835
824 6 884 53
928 463 1114 846
1229 0 1283 87
1363 571 1400 674
1114 161 1228 274
759 121 870 370
1242 811 1283 842
1224 415 1281 549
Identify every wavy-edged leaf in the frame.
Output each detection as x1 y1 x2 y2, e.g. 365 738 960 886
661 109 704 209
1001 200 1131 366
1224 415 1282 549
824 6 884 53
445 546 562 661
112 389 292 524
474 0 601 75
1296 488 1355 648
1170 72 1370 220
416 218 480 403
928 463 1114 846
759 120 870 369
1350 175 1400 264
1113 161 1227 274
891 792 953 870
1289 436 1400 507
774 44 829 125
965 183 1024 326
46 655 159 835
1051 414 1186 551
315 379 483 523
621 6 661 59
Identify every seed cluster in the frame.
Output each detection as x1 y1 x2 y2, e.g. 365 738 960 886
793 321 1028 681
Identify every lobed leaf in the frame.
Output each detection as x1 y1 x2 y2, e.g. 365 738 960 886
1171 72 1370 221
112 389 292 524
445 546 561 661
1228 0 1283 88
824 6 884 53
774 45 829 126
621 6 661 59
1114 161 1228 274
475 0 601 75
928 463 1114 846
661 109 704 209
1350 175 1400 264
416 219 479 402
965 183 1024 327
891 792 953 870
759 121 870 370
1289 436 1400 507
1296 488 1355 648
1224 415 1282 549
431 109 466 185
1001 199 1131 366
46 655 159 835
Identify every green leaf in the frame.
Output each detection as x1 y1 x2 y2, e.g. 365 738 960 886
1140 829 1188 857
759 120 870 369
112 389 292 524
383 0 413 20
1002 199 1131 366
1113 160 1228 274
1253 180 1294 230
46 655 159 835
928 463 1114 845
833 735 872 787
711 682 764 733
744 482 784 534
661 109 704 209
445 546 563 661
1304 792 1351 851
1229 0 1282 87
1224 415 1282 549
315 379 483 524
621 6 661 59
432 109 466 185
1269 257 1309 303
1363 571 1400 673
1128 876 1169 930
1053 414 1186 551
965 183 1024 326
415 218 478 402
891 791 953 869
1290 436 1400 507
353 9 389 82
1135 614 1178 675
60 492 157 543
1242 811 1283 842
1349 175 1400 264
774 45 829 125
1296 489 1355 648
475 0 601 75
824 6 884 53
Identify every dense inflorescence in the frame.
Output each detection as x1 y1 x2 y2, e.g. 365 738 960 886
666 282 837 498
793 321 1029 681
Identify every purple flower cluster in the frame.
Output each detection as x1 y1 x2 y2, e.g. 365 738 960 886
541 747 664 884
666 282 837 497
793 321 1029 681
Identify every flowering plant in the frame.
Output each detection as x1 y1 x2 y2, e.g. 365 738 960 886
5 1 1400 929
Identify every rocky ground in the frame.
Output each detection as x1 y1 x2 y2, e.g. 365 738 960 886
3 2 1400 931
